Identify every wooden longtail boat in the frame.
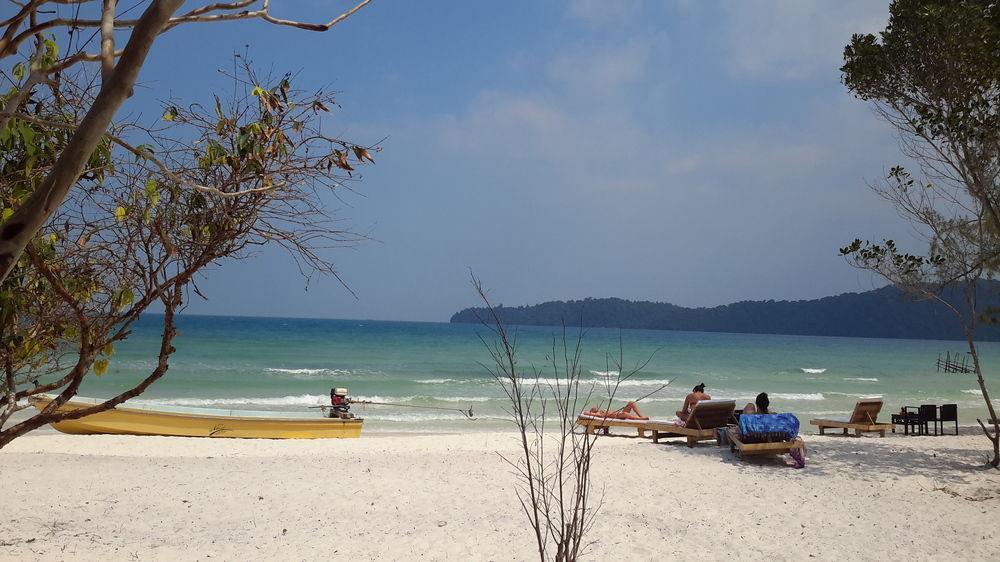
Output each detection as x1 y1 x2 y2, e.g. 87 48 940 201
27 395 363 439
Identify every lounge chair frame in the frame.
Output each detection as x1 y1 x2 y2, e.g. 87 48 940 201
726 427 804 460
575 415 656 438
648 400 737 447
809 399 892 437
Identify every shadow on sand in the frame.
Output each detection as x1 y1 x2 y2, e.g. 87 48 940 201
645 432 995 484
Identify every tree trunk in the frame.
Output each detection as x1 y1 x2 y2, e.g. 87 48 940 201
0 0 184 285
964 332 999 467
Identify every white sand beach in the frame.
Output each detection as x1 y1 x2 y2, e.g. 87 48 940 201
1 429 998 561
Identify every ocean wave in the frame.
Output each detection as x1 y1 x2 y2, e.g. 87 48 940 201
771 392 825 401
522 378 677 388
362 413 479 422
413 378 456 384
130 394 499 409
843 377 879 382
800 368 826 374
962 389 984 396
434 396 492 403
129 394 329 407
827 391 883 399
638 391 826 402
589 370 620 378
265 368 336 375
264 367 384 378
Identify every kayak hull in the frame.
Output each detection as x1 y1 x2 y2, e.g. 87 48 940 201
28 395 363 439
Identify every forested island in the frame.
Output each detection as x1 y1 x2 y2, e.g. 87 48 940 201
451 284 1000 341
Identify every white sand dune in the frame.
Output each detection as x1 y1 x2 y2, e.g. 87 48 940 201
1 430 998 560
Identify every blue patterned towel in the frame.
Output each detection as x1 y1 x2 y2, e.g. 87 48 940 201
738 413 800 440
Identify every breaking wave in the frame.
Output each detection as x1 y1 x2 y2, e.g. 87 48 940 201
129 394 329 407
523 378 676 388
263 368 383 378
771 392 825 401
128 394 495 408
843 377 879 382
800 368 826 374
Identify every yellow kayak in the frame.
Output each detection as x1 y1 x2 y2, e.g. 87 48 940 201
28 394 363 439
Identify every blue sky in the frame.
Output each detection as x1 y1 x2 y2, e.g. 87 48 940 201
119 0 910 321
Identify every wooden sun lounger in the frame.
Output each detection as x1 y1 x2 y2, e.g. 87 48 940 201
647 400 737 447
726 427 804 460
809 399 892 437
575 414 668 438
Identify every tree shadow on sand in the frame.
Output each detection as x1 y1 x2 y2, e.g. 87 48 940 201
647 434 994 485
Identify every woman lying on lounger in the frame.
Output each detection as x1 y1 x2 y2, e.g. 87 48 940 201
586 401 648 420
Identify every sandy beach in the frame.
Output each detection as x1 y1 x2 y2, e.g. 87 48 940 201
1 428 998 561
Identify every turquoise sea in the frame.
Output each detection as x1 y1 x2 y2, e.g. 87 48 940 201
78 315 1000 431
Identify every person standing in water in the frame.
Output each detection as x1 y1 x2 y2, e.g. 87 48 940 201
676 383 711 421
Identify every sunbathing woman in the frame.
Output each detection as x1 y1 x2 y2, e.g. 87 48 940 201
587 401 648 420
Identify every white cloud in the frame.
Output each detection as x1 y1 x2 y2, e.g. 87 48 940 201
343 6 913 315
567 0 646 26
717 0 890 80
546 39 652 98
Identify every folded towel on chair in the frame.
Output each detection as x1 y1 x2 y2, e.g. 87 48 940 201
738 413 800 441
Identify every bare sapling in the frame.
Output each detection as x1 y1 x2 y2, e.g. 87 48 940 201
471 274 657 561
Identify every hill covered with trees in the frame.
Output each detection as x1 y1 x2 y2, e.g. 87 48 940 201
450 284 1000 341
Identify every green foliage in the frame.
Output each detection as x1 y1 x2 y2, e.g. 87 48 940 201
843 0 1000 148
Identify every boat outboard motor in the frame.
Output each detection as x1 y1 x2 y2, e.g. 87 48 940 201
329 387 353 419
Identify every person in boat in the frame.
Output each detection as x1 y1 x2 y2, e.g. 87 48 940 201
743 392 770 414
676 383 711 422
587 401 648 420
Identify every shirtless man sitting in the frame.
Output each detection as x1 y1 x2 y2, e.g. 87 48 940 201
676 383 711 421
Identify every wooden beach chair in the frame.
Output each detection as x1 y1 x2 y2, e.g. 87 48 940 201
647 400 737 447
575 413 664 438
809 399 892 437
726 426 805 460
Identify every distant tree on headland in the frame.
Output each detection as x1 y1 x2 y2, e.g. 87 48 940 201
451 283 1000 341
839 0 1000 466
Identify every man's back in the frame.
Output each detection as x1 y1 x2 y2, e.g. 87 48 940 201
683 391 711 413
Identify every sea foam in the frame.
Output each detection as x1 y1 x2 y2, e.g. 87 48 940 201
130 394 495 408
843 377 879 382
264 367 384 378
800 368 826 374
771 392 825 401
129 394 329 407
